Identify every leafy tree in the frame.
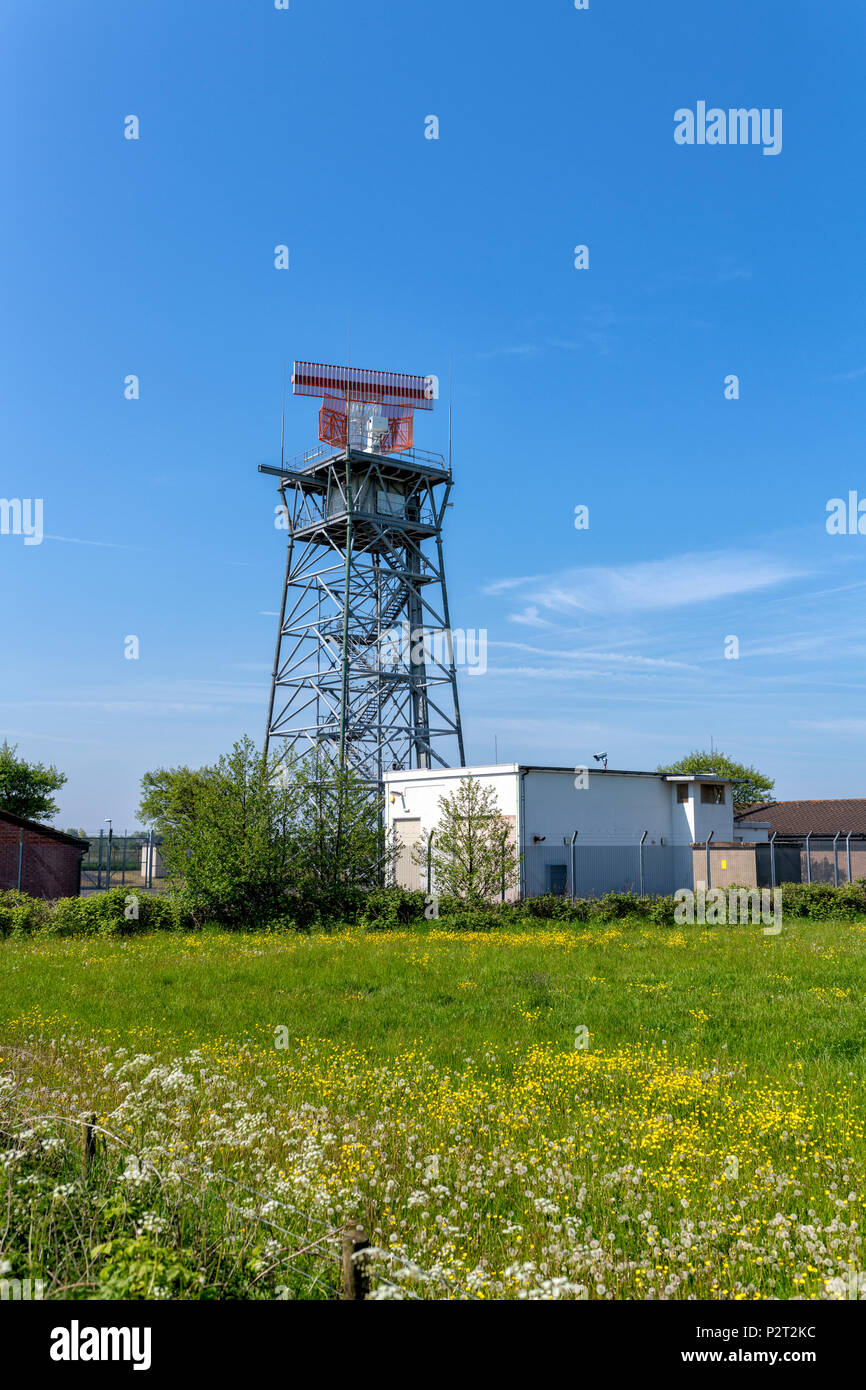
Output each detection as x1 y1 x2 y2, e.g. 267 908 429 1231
417 774 519 902
141 739 390 927
138 765 214 837
0 741 67 821
290 747 392 897
156 736 298 927
656 749 775 811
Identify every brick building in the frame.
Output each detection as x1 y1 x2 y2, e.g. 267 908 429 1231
735 800 866 884
0 810 89 899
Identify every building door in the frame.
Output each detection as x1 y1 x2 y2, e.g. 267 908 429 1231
394 819 422 890
546 863 568 896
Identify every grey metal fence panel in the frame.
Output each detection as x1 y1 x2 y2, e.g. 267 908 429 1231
751 835 866 888
522 843 693 900
809 837 845 886
522 844 578 899
643 843 694 897
573 845 640 898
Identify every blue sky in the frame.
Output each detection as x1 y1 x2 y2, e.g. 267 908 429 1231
2 0 866 828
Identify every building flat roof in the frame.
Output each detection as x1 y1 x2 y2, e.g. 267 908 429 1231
384 765 738 783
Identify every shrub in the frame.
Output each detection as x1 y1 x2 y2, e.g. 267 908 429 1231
39 890 189 937
45 896 92 936
779 880 866 920
438 906 500 932
283 883 367 932
0 889 52 937
0 889 52 934
136 893 187 933
518 893 580 921
359 887 426 930
647 895 678 925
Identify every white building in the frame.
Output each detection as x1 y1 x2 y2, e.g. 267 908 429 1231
384 764 749 898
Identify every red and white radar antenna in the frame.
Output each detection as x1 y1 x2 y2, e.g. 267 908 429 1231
292 361 435 454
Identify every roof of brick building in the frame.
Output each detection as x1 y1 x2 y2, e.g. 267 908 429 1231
735 800 866 835
0 808 89 847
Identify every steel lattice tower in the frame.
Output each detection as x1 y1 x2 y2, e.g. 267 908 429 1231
260 361 466 783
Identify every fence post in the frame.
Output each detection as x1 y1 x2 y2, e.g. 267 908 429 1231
97 829 104 889
106 826 113 890
81 1113 97 1171
639 830 648 898
121 831 127 886
17 827 24 891
500 831 509 902
570 831 578 903
833 832 840 888
846 831 852 886
805 831 812 885
769 831 777 890
705 830 714 891
341 1222 370 1301
426 830 434 896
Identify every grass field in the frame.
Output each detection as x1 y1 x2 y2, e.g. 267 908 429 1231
2 917 865 1300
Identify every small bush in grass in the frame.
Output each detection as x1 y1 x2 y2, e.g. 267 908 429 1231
440 906 500 932
285 884 367 932
45 896 92 936
0 889 52 937
35 890 189 938
137 893 187 933
80 889 189 935
517 893 582 921
359 887 426 930
647 895 678 925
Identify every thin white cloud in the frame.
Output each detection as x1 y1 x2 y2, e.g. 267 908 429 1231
827 365 866 382
474 343 543 360
0 679 265 715
483 575 552 596
491 551 805 619
507 605 553 629
490 640 698 671
791 718 866 734
44 534 151 551
480 665 701 684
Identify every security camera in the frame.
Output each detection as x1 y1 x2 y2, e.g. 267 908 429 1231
593 752 608 770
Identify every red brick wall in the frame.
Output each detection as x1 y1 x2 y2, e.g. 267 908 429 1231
0 823 84 898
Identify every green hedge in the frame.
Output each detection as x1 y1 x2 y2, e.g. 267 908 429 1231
779 880 866 919
0 887 189 939
2 880 865 939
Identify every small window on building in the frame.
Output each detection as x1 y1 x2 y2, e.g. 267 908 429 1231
700 783 725 805
676 783 689 803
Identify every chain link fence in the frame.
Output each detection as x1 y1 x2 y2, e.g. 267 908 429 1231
79 831 166 896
